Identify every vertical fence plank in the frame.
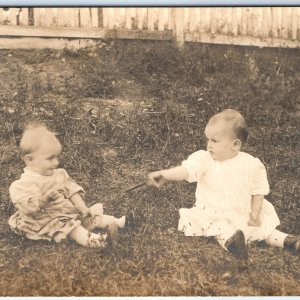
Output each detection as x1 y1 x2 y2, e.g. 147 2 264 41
43 8 53 27
79 7 91 27
183 8 189 32
20 8 28 25
8 8 17 25
107 8 115 29
256 7 263 39
136 7 143 30
147 8 155 30
102 8 109 28
210 7 217 35
34 8 42 26
173 7 184 45
281 7 288 39
232 7 238 35
261 7 269 38
272 7 279 38
158 7 167 31
241 8 247 36
168 7 173 30
125 7 132 29
189 7 196 32
91 7 98 27
57 8 64 27
292 7 297 40
200 7 209 33
114 7 120 28
0 8 3 25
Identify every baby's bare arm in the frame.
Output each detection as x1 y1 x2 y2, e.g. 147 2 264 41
248 194 264 227
69 192 90 216
148 166 189 188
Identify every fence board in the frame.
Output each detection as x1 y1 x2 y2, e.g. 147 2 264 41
1 7 300 49
0 9 3 25
136 8 143 30
158 7 168 31
147 8 156 31
292 7 297 40
232 7 238 35
124 8 131 29
272 7 279 38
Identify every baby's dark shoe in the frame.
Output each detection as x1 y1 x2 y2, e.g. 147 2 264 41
125 210 136 229
107 222 119 248
284 235 300 255
225 230 248 260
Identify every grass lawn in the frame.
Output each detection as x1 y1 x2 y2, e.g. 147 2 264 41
0 40 299 296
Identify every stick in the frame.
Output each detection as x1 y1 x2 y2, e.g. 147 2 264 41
124 181 147 193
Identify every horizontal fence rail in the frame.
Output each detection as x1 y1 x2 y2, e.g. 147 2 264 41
1 7 300 48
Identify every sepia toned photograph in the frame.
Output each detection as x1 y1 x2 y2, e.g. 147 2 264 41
0 6 299 296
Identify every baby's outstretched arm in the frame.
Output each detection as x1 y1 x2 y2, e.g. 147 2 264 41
148 166 189 188
248 194 264 227
69 192 92 217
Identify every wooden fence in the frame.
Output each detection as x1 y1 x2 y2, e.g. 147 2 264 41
1 7 300 48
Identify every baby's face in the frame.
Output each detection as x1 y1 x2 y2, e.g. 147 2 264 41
205 121 238 162
27 136 61 176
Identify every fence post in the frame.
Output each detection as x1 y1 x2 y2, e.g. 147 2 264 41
173 8 184 46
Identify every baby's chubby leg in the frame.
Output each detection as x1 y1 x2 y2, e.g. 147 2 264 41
68 225 107 248
89 203 125 229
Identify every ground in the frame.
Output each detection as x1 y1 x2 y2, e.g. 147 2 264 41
0 40 299 296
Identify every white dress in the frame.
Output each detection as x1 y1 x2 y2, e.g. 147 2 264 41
178 150 280 247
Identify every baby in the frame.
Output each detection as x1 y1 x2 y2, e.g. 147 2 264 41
148 109 300 259
8 123 126 248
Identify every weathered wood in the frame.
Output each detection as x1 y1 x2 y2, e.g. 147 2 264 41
79 8 91 28
0 25 173 40
232 7 238 36
147 8 156 31
0 9 3 25
272 7 279 38
185 31 300 48
174 8 184 45
91 7 98 27
158 7 167 31
0 37 99 49
136 8 143 30
125 7 132 30
1 7 300 49
291 7 297 40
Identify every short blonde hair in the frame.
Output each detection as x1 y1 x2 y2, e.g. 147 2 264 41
208 109 249 144
19 123 60 157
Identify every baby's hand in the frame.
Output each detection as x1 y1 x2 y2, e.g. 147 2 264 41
248 214 262 227
148 171 165 188
44 188 61 202
80 206 94 218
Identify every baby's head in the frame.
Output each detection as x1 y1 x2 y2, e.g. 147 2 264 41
20 123 62 176
204 109 248 161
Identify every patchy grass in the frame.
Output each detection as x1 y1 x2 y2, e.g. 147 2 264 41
0 40 299 296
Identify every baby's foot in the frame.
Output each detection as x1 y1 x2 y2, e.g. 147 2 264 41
107 222 119 248
284 235 300 255
117 216 126 228
86 232 107 249
225 230 248 260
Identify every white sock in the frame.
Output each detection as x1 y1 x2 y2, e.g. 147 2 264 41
265 229 288 248
93 214 118 228
117 216 126 228
68 225 90 246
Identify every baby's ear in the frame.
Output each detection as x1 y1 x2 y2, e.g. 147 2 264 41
23 154 33 164
233 139 242 149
